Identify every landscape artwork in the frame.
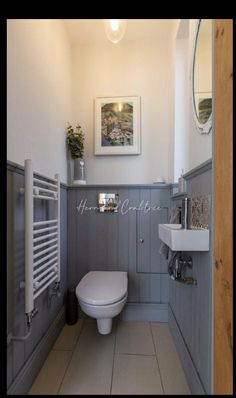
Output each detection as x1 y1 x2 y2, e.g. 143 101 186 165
101 102 133 147
94 96 140 155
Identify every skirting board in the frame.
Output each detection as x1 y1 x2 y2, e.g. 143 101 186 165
7 306 65 395
168 305 206 395
120 303 168 322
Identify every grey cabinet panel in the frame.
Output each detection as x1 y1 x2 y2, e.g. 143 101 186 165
67 186 171 305
187 168 212 197
75 189 88 280
86 189 99 273
160 274 169 303
137 189 151 273
127 189 139 302
96 212 109 270
138 271 161 303
107 213 119 271
150 274 161 303
191 252 212 390
137 189 168 274
169 163 212 394
88 191 119 273
138 273 150 302
67 189 77 287
151 208 168 273
60 188 68 298
7 171 14 335
12 173 25 379
118 189 129 272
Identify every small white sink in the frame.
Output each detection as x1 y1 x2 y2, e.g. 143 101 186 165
159 224 209 251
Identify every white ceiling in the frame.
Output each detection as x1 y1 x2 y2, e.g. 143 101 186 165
64 19 178 46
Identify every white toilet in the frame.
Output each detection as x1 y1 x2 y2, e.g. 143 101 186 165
76 271 128 334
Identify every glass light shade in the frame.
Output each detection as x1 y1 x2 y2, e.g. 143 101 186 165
104 19 127 44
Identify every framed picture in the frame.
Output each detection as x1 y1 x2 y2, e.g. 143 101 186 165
94 96 141 155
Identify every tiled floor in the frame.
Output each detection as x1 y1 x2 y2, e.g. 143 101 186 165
28 319 191 395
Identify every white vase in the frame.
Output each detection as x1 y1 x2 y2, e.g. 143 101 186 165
73 158 86 185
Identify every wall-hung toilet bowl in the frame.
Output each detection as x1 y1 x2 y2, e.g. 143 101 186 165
76 271 128 334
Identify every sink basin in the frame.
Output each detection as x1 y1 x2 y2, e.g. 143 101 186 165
159 224 209 251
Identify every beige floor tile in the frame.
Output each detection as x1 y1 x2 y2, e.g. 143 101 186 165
151 324 191 395
28 350 72 395
58 322 115 395
116 321 155 355
53 320 84 351
111 354 163 395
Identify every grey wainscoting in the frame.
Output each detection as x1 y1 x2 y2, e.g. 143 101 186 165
67 185 172 320
7 162 68 394
168 159 213 395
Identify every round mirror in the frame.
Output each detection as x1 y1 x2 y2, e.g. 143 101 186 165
192 19 212 134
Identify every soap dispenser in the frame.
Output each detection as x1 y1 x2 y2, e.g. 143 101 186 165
178 169 186 193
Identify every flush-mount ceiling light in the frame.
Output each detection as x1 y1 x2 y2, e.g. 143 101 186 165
104 19 127 44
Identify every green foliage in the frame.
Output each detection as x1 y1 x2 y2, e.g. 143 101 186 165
66 124 85 159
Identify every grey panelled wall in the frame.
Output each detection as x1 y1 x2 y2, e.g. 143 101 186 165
7 162 68 392
67 185 171 306
7 158 214 394
168 159 213 395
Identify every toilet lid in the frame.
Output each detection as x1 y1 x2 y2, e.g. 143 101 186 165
76 271 128 306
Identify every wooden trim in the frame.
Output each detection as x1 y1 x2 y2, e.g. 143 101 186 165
214 19 233 394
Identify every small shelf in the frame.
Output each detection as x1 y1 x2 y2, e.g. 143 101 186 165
159 224 209 251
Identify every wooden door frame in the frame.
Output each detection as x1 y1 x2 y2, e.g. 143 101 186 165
213 19 233 395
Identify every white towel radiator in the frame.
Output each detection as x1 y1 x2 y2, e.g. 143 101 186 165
20 159 61 331
8 159 61 345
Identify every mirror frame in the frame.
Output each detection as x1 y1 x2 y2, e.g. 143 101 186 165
191 19 212 135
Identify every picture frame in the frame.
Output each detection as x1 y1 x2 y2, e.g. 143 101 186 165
94 96 141 155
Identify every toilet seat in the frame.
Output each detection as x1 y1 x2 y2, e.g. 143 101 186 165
79 292 128 308
76 271 128 306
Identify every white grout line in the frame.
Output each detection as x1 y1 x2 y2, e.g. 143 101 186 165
72 319 85 349
54 320 167 395
149 322 165 395
56 320 86 395
55 350 74 395
116 352 156 356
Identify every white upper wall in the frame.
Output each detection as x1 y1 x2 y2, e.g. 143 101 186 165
174 36 189 181
7 19 209 185
173 19 212 178
71 33 176 184
7 19 72 184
